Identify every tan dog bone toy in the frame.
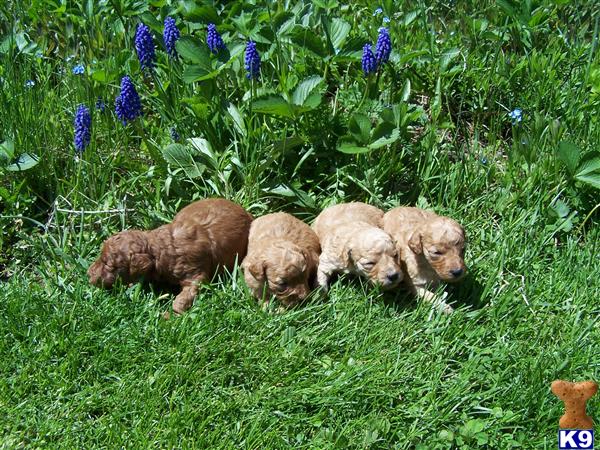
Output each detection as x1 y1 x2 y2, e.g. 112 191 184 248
551 380 598 429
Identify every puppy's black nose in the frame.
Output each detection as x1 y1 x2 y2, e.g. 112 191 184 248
387 272 400 282
450 268 464 278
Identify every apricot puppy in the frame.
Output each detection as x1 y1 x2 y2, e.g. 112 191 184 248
551 380 598 429
383 207 466 313
88 198 253 315
242 212 320 309
313 202 402 291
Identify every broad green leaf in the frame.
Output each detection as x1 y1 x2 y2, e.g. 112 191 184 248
299 93 323 111
328 18 351 51
556 141 580 175
6 153 39 171
440 48 460 73
369 122 400 149
273 136 305 154
182 65 211 83
292 75 323 106
401 79 411 102
226 103 246 136
188 137 215 159
176 36 211 67
337 137 371 154
496 0 517 18
161 143 203 178
0 139 15 161
252 96 294 118
289 27 327 57
180 2 219 24
348 113 371 145
312 0 339 8
575 152 600 189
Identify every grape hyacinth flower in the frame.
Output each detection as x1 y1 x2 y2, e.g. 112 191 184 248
74 104 91 152
373 7 383 16
25 80 35 88
207 23 225 54
375 27 391 66
170 127 180 142
361 44 376 76
95 98 106 112
163 17 180 58
115 76 142 125
383 16 391 24
509 108 522 124
244 41 260 79
72 64 85 75
134 23 156 70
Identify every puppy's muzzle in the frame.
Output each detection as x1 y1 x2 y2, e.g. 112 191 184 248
381 270 402 289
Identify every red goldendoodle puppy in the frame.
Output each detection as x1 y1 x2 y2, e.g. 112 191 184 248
88 198 253 315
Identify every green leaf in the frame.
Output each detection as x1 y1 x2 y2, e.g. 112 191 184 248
6 153 39 171
401 79 411 102
179 2 219 24
298 93 322 111
556 141 580 175
348 113 371 145
369 122 400 149
0 139 15 161
575 152 600 189
226 103 246 136
289 27 327 57
312 0 339 9
337 137 371 154
182 65 212 83
252 96 294 118
292 75 323 106
161 143 203 178
328 18 351 51
175 36 211 67
440 48 460 73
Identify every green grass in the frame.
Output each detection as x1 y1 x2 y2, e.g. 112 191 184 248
1 0 600 448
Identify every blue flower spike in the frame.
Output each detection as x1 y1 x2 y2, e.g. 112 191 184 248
115 76 142 126
72 64 85 75
362 44 377 76
74 104 91 152
375 27 391 66
163 17 180 59
134 23 156 70
207 24 226 54
244 41 260 80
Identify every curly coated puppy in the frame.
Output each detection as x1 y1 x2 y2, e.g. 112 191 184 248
383 207 467 313
242 212 321 309
88 198 253 315
313 202 403 291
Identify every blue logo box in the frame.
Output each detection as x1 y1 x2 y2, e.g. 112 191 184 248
558 430 594 449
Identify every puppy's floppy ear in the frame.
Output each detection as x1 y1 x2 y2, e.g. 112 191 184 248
244 255 266 282
129 253 154 278
408 231 422 254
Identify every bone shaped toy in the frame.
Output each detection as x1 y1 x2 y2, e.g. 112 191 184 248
551 380 598 429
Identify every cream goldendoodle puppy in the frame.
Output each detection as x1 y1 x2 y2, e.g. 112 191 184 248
383 207 467 314
242 212 320 309
313 202 402 291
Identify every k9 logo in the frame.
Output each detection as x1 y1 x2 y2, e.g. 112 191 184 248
558 430 594 449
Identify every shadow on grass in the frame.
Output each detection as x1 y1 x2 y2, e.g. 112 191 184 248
379 272 486 313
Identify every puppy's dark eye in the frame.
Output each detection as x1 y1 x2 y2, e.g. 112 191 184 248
362 261 375 269
275 281 287 292
431 249 443 256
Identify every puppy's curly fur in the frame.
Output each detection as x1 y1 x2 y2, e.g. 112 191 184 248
242 213 320 309
383 207 466 313
88 198 253 315
313 202 402 291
